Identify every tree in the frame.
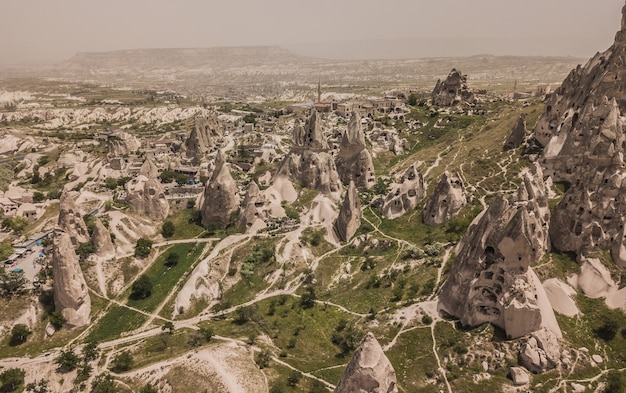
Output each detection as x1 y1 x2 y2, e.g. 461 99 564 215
200 326 214 342
134 238 153 258
0 242 14 261
104 178 118 190
0 368 25 393
255 349 271 369
408 93 419 106
161 221 175 238
300 286 316 309
164 252 179 268
111 350 133 372
2 217 29 235
76 242 95 259
131 275 152 299
82 341 99 362
159 168 175 183
90 373 117 393
49 311 66 329
287 370 302 387
32 192 45 203
0 270 27 296
25 379 49 393
161 321 175 334
595 314 620 341
55 348 80 372
605 370 625 393
9 324 31 346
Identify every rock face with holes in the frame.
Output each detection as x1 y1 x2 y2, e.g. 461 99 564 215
382 164 426 219
423 171 467 226
277 110 342 200
200 150 240 228
184 114 223 163
438 166 561 340
534 2 626 267
92 217 115 259
237 181 267 231
57 189 90 246
126 175 170 221
107 131 141 158
334 332 398 393
505 113 527 150
52 230 91 327
335 180 361 242
431 68 475 106
336 112 376 189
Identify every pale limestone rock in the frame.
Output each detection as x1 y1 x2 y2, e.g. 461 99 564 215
277 111 342 200
184 114 223 163
543 278 579 317
336 112 375 189
107 131 141 158
125 175 170 220
438 166 562 340
382 164 426 219
92 217 115 259
52 230 91 327
519 328 561 373
422 171 466 226
140 156 159 179
505 113 527 150
334 181 361 242
237 181 268 231
431 68 475 106
533 6 626 267
200 150 240 228
57 190 90 246
334 333 398 393
509 367 530 386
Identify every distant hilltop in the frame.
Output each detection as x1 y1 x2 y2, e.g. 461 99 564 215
62 46 319 70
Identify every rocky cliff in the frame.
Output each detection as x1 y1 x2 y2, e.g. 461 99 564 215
422 171 466 226
57 190 90 246
126 175 170 221
92 217 115 259
534 2 626 268
277 111 342 200
237 181 267 231
334 332 398 393
52 230 91 327
200 150 240 228
334 181 361 242
431 68 475 106
140 156 159 179
336 112 375 189
382 164 426 219
505 113 527 150
107 131 141 158
184 114 223 163
438 167 561 340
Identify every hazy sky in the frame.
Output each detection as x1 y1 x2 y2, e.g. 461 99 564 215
2 0 624 63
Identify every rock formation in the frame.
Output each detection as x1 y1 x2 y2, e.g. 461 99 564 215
334 332 398 393
431 68 475 106
184 114 223 164
519 328 561 373
438 167 562 340
336 112 375 189
52 230 91 327
125 175 170 220
92 217 115 259
107 131 141 158
334 181 361 242
57 190 90 246
140 156 159 179
533 3 626 267
237 181 267 230
277 110 342 200
423 171 466 226
382 164 426 219
200 150 240 228
505 113 527 150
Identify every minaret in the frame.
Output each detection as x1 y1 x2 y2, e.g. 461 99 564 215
317 80 321 103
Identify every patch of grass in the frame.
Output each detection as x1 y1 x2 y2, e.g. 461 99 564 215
167 209 206 239
85 304 149 343
385 326 439 392
132 328 207 369
126 242 206 313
